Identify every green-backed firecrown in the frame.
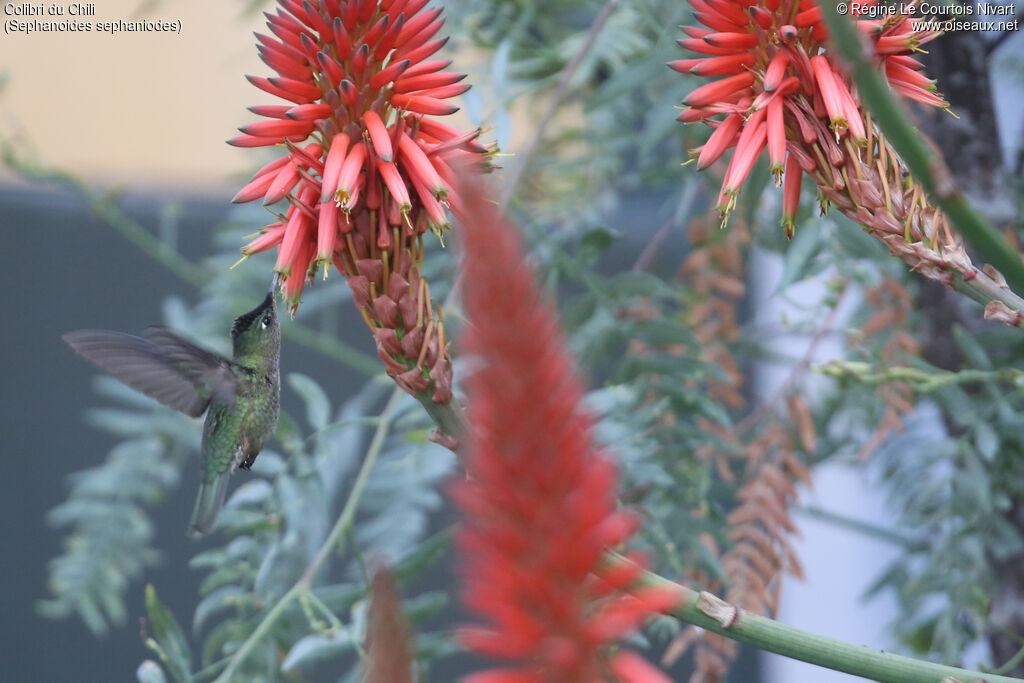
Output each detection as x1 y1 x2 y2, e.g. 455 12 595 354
63 289 281 536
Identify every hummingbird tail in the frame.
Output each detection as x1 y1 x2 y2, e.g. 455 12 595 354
188 474 231 537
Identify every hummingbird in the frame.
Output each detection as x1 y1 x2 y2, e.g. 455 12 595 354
63 282 281 536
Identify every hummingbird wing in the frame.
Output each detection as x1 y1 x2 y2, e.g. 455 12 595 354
63 329 237 418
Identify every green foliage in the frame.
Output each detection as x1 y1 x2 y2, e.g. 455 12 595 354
38 378 197 636
451 0 696 220
858 341 1024 662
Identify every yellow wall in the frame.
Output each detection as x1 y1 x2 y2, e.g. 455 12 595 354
0 1 300 195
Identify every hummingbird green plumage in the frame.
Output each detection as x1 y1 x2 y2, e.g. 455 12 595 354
63 284 281 536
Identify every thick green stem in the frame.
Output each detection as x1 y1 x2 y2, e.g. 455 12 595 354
211 390 401 683
615 553 1024 683
818 4 1024 296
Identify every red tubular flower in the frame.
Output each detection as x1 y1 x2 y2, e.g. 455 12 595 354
674 0 948 229
454 182 682 682
232 0 495 402
672 1 1018 312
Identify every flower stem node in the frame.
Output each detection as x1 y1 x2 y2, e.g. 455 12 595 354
696 591 740 629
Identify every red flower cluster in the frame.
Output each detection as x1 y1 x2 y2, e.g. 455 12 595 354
454 183 680 682
673 0 947 232
231 0 490 311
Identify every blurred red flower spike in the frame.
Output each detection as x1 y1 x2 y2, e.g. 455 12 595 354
610 651 674 683
454 179 667 681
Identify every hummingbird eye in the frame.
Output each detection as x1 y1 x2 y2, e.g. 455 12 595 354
262 314 273 329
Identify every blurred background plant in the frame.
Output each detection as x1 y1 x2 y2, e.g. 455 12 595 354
2 0 1024 681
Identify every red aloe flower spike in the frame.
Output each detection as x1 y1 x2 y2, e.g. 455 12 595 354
455 179 679 681
676 4 1020 328
234 0 491 398
610 651 674 683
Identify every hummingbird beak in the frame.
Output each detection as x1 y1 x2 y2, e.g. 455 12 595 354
270 272 280 295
